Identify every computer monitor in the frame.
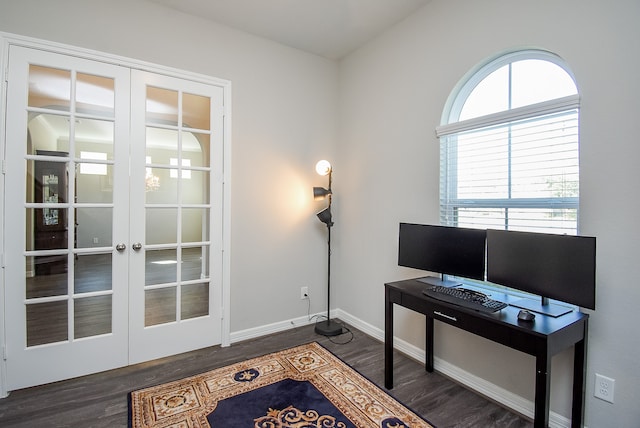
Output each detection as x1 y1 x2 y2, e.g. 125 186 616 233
486 229 596 316
398 223 486 287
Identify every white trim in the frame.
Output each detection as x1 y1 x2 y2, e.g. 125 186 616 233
0 32 230 88
229 311 327 344
435 94 580 138
220 84 232 347
0 32 8 400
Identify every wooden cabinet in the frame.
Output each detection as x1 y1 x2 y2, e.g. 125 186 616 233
34 151 68 274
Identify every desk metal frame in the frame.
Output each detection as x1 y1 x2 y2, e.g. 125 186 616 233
385 279 588 428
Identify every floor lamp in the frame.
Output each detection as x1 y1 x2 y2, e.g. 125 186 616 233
313 160 343 336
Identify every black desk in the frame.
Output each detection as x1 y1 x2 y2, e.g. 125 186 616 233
385 279 588 428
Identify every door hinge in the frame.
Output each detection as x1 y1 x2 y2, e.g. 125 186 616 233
2 345 7 361
2 159 6 174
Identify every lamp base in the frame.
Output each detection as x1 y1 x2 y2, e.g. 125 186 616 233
314 319 343 336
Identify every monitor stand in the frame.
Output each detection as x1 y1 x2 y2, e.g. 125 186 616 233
417 276 462 288
511 296 573 318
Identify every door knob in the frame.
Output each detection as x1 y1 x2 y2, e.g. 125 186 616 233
132 242 142 251
116 243 126 252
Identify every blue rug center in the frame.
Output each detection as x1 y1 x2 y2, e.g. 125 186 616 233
207 378 355 427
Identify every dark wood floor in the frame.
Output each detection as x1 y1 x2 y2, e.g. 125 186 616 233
0 321 533 427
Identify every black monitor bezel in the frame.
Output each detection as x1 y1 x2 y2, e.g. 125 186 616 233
398 223 487 282
486 229 596 310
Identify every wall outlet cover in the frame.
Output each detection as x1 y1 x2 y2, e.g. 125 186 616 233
594 373 615 403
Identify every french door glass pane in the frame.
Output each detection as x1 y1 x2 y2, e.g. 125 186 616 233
145 167 177 203
74 295 112 339
25 207 69 250
26 159 69 204
182 92 210 130
75 208 113 248
183 246 209 281
28 114 70 154
75 164 114 203
146 127 178 161
28 65 71 110
181 282 209 320
186 133 210 167
74 118 115 160
27 300 68 346
76 72 115 116
25 256 68 298
182 170 209 204
74 253 112 293
145 287 177 326
146 87 178 125
145 208 178 245
182 208 209 242
145 248 178 286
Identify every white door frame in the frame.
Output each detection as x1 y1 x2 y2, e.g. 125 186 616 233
0 32 232 398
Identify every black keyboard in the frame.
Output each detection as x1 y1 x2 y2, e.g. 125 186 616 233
422 285 508 314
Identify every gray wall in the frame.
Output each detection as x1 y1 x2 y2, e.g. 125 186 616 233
2 0 639 426
336 0 640 426
0 0 338 331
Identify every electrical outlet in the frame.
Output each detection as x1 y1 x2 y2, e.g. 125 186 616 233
594 373 615 403
300 287 309 300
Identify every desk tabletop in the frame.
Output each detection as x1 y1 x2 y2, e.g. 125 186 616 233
386 278 588 338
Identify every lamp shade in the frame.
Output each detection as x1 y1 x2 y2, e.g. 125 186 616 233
313 186 331 200
315 160 332 176
317 207 333 226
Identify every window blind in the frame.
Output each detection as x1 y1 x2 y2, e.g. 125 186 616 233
439 107 579 234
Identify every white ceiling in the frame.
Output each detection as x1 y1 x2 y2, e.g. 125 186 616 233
148 0 431 59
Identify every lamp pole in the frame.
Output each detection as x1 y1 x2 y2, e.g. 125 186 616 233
314 165 342 336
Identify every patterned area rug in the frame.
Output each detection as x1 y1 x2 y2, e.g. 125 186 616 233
129 342 435 427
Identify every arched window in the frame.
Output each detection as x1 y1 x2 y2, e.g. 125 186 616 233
437 50 580 234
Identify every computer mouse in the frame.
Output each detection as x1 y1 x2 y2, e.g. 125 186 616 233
517 309 535 322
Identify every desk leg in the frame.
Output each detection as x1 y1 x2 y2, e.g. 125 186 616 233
534 353 551 428
572 322 588 428
385 288 394 389
425 316 434 373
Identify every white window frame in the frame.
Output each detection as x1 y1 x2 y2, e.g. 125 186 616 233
437 50 581 292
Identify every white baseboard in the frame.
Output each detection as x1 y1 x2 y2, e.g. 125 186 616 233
229 311 325 344
231 308 572 428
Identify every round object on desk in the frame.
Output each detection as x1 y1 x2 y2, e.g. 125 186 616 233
517 309 536 322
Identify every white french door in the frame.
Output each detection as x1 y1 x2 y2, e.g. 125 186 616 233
128 70 223 364
4 46 131 390
3 45 224 390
